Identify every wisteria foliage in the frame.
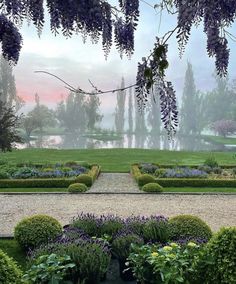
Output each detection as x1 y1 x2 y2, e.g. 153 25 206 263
0 0 236 135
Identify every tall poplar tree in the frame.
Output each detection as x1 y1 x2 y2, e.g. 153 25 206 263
0 55 17 107
114 77 126 134
180 62 200 135
85 94 103 131
148 86 161 148
128 87 133 134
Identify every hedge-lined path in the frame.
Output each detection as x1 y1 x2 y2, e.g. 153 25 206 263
0 194 235 236
89 173 141 193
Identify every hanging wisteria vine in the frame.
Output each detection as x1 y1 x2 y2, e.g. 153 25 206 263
0 0 236 136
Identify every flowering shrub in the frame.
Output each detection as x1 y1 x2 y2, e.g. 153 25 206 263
0 163 88 179
157 167 208 179
140 163 159 174
127 242 205 284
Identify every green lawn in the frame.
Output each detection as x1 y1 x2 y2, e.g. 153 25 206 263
0 187 235 193
164 187 236 193
0 239 27 271
1 148 236 172
0 188 67 193
203 135 236 145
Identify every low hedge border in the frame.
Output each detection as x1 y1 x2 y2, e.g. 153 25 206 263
131 164 236 188
0 165 101 188
139 163 236 169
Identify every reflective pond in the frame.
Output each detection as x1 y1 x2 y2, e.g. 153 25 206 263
16 133 235 152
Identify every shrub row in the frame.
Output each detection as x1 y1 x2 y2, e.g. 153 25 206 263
131 164 236 188
157 178 236 188
0 165 100 188
0 178 75 188
145 164 236 169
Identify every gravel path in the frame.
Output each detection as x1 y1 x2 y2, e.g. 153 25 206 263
0 194 235 235
89 173 141 193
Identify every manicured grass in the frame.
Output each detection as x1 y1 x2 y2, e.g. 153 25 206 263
0 187 235 194
0 239 27 271
163 187 236 193
1 148 236 172
203 135 236 145
0 188 67 193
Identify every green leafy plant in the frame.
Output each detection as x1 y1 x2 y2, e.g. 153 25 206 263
68 183 87 193
127 242 204 284
143 218 170 243
14 215 62 250
0 249 23 284
169 215 212 241
33 241 111 284
194 227 236 284
112 232 144 261
23 253 75 284
142 182 163 192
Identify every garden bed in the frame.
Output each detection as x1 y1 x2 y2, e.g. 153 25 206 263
0 213 235 284
131 161 236 192
0 161 100 192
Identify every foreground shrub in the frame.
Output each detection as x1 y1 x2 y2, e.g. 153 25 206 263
71 213 100 237
14 215 62 250
137 174 155 186
128 242 203 284
142 182 163 192
23 253 76 283
100 215 124 238
195 227 236 284
68 183 88 193
112 231 144 281
143 216 170 243
75 174 93 187
32 239 111 284
169 215 212 241
0 249 22 284
112 231 144 261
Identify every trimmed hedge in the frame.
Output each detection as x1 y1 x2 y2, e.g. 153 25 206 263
157 178 236 188
131 164 236 188
14 215 62 250
0 178 75 188
88 165 101 182
142 183 163 193
75 174 93 187
169 215 212 241
0 165 100 188
131 164 142 181
68 183 88 193
137 174 155 186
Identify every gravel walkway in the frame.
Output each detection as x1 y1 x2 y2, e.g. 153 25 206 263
0 194 235 235
89 173 141 193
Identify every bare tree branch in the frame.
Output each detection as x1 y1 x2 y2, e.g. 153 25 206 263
35 71 136 95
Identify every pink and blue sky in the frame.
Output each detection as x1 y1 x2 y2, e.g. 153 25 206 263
13 1 236 113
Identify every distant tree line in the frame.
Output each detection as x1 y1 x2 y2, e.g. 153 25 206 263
180 62 236 138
